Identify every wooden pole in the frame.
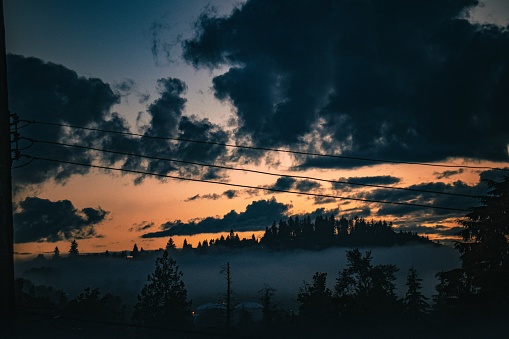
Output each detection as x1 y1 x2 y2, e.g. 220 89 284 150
0 0 15 336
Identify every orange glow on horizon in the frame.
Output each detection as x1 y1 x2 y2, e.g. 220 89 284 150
12 157 507 256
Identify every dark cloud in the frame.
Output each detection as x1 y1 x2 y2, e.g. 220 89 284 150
332 175 401 190
146 78 187 137
348 176 400 185
434 168 465 179
138 93 151 104
142 197 290 236
313 196 337 205
185 189 239 202
146 22 182 66
183 0 509 168
366 180 487 218
8 55 231 190
113 78 136 95
113 79 151 105
478 167 509 182
8 54 120 190
223 189 238 199
173 115 229 177
129 221 155 232
185 194 201 202
295 179 321 192
13 197 108 243
264 177 322 193
267 177 296 191
131 79 230 183
338 206 372 220
196 193 222 201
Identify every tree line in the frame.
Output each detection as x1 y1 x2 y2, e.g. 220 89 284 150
44 213 433 261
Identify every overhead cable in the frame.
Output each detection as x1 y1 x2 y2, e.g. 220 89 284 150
19 119 509 172
25 137 483 199
20 153 472 212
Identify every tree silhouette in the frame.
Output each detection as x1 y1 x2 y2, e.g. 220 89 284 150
133 250 192 327
182 238 193 251
69 240 79 256
52 246 60 259
335 249 399 316
165 237 176 252
433 268 475 313
455 176 509 306
131 243 139 258
220 262 234 328
404 267 429 320
15 278 67 315
65 287 126 322
258 284 278 327
297 272 336 324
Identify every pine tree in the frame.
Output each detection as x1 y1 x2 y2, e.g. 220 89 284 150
182 238 192 251
334 248 399 315
404 267 429 320
133 251 192 327
165 237 176 252
297 272 335 324
53 246 60 259
65 287 126 322
456 177 509 299
69 240 79 256
131 243 139 258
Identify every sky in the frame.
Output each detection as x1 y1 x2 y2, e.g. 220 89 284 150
5 0 509 256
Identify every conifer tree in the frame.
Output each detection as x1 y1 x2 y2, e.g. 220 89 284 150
298 272 335 324
165 237 176 252
404 267 429 319
133 251 192 327
456 177 509 298
334 249 399 315
69 240 79 256
131 243 139 258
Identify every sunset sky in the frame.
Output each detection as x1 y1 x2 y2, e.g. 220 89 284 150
6 0 509 256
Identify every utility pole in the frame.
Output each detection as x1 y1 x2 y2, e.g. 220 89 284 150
0 0 15 336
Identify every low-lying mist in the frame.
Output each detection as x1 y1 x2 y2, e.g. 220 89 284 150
15 244 460 312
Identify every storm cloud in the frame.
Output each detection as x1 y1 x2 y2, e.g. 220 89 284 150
183 0 509 168
8 54 120 189
362 179 487 219
8 55 231 189
332 175 401 190
13 197 108 243
265 177 322 193
434 168 465 179
142 197 290 236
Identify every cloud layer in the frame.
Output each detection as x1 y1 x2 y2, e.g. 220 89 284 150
8 55 230 190
183 0 509 168
13 197 108 243
142 197 290 237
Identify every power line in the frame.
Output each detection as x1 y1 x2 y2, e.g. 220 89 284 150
20 153 471 212
19 119 509 172
25 138 482 199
